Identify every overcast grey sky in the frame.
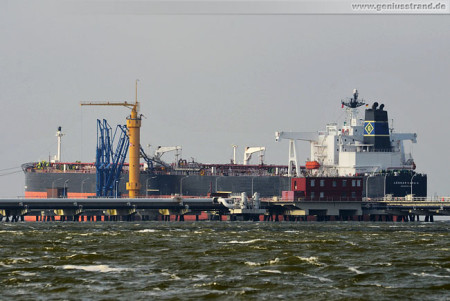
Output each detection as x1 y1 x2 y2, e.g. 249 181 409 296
1 1 449 197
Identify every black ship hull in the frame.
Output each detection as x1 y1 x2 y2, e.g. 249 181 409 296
24 172 292 198
24 170 426 199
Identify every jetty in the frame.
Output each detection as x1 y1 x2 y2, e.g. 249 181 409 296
1 195 449 222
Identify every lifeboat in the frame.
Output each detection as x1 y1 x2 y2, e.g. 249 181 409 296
305 161 320 170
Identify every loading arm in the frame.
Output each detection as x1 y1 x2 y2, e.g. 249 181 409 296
275 131 319 177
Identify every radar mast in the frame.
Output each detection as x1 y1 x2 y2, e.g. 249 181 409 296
341 89 366 126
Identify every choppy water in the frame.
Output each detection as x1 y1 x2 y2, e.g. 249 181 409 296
1 221 449 300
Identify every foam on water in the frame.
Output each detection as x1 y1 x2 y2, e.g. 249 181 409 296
1 221 449 300
348 266 364 274
193 274 209 281
0 230 23 235
412 272 450 278
260 269 282 274
269 258 280 264
61 265 128 273
2 257 32 265
296 256 323 266
137 229 158 233
374 262 392 267
12 271 37 277
220 239 276 244
161 272 181 280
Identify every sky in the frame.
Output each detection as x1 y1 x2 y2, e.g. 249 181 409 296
1 1 449 197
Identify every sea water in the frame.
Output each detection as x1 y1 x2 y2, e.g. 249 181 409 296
1 221 449 300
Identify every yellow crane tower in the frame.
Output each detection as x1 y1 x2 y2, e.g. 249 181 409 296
81 81 142 198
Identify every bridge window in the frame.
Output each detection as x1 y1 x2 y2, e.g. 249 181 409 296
311 180 315 187
311 192 315 199
332 180 337 187
352 180 356 187
342 180 347 187
351 191 356 198
357 180 361 187
320 180 325 187
320 192 324 198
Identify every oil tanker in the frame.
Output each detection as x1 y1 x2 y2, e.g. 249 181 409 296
23 90 427 200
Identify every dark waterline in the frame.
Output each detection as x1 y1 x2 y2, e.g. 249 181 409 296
1 221 449 300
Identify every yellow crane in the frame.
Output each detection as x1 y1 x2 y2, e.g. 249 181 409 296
81 81 142 198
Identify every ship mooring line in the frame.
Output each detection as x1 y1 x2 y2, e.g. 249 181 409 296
0 170 23 177
0 166 22 172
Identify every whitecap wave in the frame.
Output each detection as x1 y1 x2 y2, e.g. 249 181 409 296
269 258 280 265
62 265 127 273
296 256 323 266
4 258 32 265
245 257 279 267
348 266 364 274
137 229 158 233
260 269 282 274
0 230 23 235
245 261 261 266
412 272 450 278
375 262 392 267
78 233 94 236
160 272 180 280
220 239 276 244
13 271 36 277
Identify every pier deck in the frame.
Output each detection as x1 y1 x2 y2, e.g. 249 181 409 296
1 196 449 222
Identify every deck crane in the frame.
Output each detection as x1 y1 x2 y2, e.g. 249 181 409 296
81 81 142 198
275 131 318 177
154 146 182 163
243 147 265 165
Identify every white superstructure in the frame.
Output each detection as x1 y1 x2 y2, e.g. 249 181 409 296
276 90 417 177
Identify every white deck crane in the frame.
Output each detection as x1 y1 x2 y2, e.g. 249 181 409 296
275 131 318 177
154 146 182 164
243 147 265 165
